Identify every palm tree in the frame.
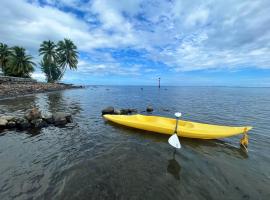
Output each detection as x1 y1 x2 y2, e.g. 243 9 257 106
5 46 35 77
0 42 11 74
40 59 61 83
39 40 57 81
57 38 78 77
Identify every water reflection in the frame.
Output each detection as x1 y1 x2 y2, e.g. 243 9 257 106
167 150 181 180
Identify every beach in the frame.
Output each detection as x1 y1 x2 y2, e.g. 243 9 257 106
0 81 82 99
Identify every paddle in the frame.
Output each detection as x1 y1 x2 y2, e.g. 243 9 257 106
168 112 182 149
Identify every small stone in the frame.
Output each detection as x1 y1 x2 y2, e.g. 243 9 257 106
0 115 15 121
120 109 129 115
31 119 47 128
114 109 121 115
16 118 31 130
25 108 41 121
42 112 54 124
7 121 16 128
0 119 8 127
101 106 114 115
53 112 70 125
146 106 153 112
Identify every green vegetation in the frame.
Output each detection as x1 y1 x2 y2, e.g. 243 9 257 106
39 39 78 83
0 43 11 73
0 44 35 78
0 38 78 81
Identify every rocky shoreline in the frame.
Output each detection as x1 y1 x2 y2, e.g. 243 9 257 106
0 108 74 132
0 82 83 99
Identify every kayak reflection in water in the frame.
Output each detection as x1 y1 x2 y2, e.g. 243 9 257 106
167 151 181 180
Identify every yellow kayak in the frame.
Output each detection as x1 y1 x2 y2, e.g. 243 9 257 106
103 114 252 139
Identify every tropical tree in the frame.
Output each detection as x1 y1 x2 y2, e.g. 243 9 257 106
40 59 61 83
39 40 58 82
57 38 78 77
0 42 11 74
4 46 35 77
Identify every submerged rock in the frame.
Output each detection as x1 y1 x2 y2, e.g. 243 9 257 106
102 106 114 115
146 106 153 112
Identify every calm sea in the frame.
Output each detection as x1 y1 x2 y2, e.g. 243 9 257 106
0 86 269 200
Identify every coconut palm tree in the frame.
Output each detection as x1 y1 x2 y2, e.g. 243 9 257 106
57 38 78 77
40 59 61 83
0 42 11 74
5 46 35 77
39 40 57 82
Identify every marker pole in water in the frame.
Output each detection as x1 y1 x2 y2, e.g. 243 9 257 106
168 112 181 149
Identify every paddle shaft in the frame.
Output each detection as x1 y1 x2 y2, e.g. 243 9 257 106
174 117 179 134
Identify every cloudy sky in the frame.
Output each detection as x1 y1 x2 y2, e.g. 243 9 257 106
1 0 270 86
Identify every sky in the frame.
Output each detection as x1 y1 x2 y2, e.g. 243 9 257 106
1 0 270 86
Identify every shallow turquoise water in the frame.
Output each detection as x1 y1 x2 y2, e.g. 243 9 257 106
0 86 270 199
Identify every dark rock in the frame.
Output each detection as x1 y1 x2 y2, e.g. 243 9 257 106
25 108 41 121
66 115 73 123
53 112 71 125
120 108 129 115
117 108 138 115
102 106 114 115
129 108 137 113
42 112 54 124
146 106 153 112
31 119 47 128
114 109 121 115
16 118 31 130
7 121 16 128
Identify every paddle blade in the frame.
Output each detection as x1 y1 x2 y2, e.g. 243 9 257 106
168 134 181 149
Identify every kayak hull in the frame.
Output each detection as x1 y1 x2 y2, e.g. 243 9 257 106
103 114 252 139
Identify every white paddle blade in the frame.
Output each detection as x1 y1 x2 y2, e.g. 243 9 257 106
168 134 181 149
175 112 182 118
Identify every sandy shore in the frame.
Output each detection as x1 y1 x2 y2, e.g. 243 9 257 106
0 82 83 99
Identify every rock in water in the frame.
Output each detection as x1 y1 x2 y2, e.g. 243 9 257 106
31 119 47 128
102 106 114 115
25 108 42 121
0 119 8 128
146 106 153 112
120 109 129 115
7 121 16 128
16 118 31 130
119 108 137 115
0 115 15 121
114 109 121 115
53 112 71 125
42 112 54 124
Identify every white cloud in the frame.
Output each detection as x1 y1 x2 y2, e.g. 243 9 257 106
1 0 270 78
